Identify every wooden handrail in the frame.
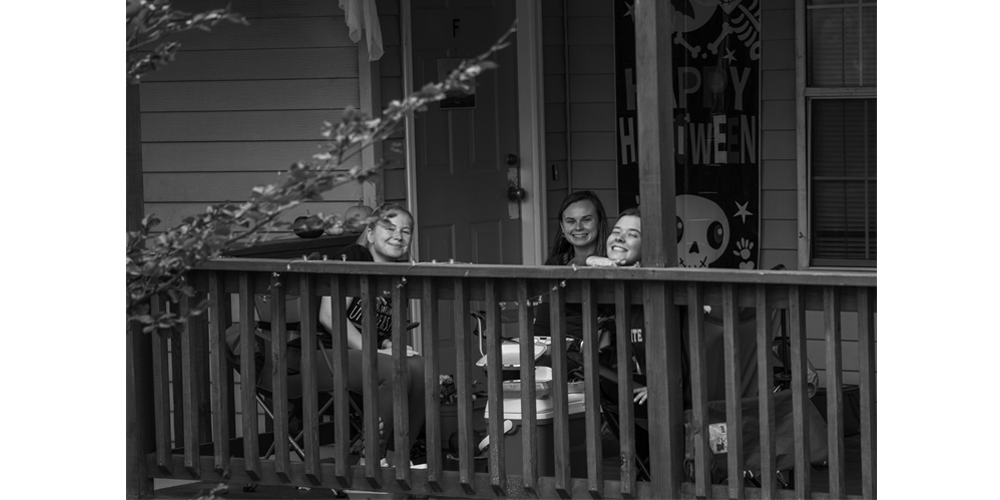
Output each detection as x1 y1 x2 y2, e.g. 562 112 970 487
200 257 877 287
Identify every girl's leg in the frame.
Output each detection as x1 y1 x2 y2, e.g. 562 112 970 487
403 355 427 442
369 353 427 455
345 350 396 445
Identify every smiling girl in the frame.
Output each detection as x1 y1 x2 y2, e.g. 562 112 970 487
545 190 610 265
318 203 427 466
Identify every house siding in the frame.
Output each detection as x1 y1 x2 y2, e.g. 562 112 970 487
139 0 401 231
541 0 618 255
372 2 407 207
760 1 800 271
542 0 568 251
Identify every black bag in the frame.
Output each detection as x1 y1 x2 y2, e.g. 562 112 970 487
683 390 829 483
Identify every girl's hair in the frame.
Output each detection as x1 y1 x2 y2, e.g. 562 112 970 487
546 190 609 265
356 203 414 259
610 207 641 265
616 207 640 220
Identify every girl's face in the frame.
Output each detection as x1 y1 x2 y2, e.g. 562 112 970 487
606 215 642 265
560 200 599 253
367 210 413 262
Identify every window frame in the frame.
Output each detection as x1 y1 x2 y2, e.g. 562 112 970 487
796 0 877 270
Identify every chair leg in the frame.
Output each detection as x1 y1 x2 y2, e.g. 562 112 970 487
601 403 651 481
256 393 307 461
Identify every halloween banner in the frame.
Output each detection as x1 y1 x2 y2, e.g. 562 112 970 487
614 0 760 269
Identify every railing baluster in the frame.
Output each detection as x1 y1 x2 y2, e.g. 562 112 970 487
391 278 411 488
721 284 743 498
270 273 291 480
516 278 538 492
179 292 202 477
453 278 476 495
788 285 811 497
329 275 352 488
421 277 443 489
484 279 507 495
299 274 322 483
207 272 232 474
755 285 777 498
685 283 711 498
824 287 846 498
857 287 877 499
581 280 603 495
150 295 173 474
615 281 637 497
194 274 214 450
238 272 260 480
549 281 571 497
170 304 185 449
643 281 685 500
360 275 381 486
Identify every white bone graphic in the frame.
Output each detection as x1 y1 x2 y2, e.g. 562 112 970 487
738 4 760 33
674 32 701 58
708 22 734 55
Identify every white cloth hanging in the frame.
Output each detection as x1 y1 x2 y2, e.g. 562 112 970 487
338 0 384 61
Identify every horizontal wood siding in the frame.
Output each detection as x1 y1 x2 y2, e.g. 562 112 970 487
143 172 363 203
373 1 407 207
139 0 406 236
543 0 568 253
760 1 799 271
565 0 615 216
141 142 361 173
140 47 360 81
540 0 617 255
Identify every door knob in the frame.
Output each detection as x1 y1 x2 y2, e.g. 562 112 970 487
507 153 519 166
507 185 527 201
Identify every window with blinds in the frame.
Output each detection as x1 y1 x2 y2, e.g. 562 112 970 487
806 0 876 267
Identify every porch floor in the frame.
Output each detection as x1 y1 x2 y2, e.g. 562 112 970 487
148 435 864 499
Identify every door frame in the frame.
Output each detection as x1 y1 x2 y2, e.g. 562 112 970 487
400 0 547 266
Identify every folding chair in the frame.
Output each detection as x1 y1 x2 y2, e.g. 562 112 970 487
226 294 365 493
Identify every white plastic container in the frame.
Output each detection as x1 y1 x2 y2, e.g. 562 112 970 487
476 342 549 368
483 393 588 478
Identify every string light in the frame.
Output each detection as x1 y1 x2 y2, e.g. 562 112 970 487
281 257 586 326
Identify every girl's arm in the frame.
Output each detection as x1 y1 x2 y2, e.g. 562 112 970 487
319 296 365 351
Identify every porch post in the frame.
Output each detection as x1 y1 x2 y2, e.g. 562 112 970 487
127 317 155 498
634 1 684 498
516 0 548 265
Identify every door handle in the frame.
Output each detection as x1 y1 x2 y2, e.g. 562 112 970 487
507 185 526 201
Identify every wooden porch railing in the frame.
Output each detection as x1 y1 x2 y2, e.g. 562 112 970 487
127 259 876 499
